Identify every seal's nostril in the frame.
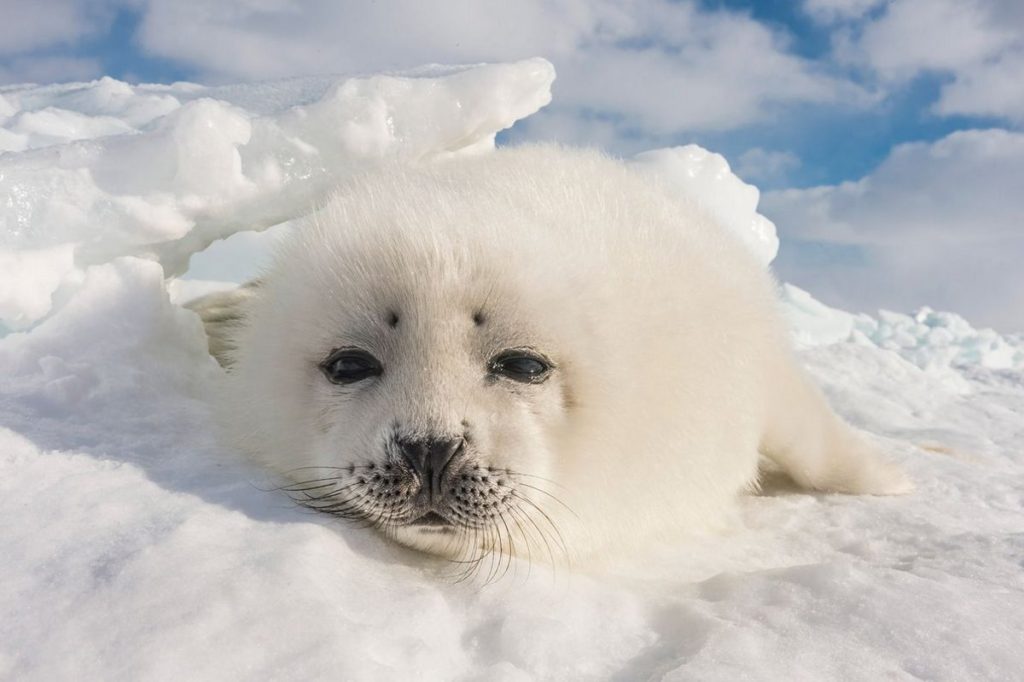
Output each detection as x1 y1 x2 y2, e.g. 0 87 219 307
433 438 463 477
396 436 465 496
400 440 427 472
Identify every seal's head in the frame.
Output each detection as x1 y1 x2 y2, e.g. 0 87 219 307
225 151 623 564
273 223 577 562
219 146 907 570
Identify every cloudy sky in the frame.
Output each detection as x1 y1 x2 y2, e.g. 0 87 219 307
1 0 1022 331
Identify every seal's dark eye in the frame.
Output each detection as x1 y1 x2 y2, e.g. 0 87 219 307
321 348 382 384
489 350 553 383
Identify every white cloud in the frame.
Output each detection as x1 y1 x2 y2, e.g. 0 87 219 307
129 0 859 134
845 0 1015 78
735 148 801 186
135 0 587 81
0 0 127 55
934 49 1024 124
763 128 1024 331
833 0 1024 122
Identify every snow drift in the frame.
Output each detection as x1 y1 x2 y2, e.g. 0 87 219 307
1 61 1023 681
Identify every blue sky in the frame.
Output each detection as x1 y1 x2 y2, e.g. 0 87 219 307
76 9 192 85
1 0 1022 329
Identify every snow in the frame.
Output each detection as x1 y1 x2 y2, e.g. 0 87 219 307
2 63 1023 681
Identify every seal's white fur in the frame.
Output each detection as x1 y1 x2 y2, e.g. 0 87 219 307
213 145 909 564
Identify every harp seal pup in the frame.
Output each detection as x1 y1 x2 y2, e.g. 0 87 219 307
197 145 909 566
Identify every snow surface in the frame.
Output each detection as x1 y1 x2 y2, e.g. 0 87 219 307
2 64 1023 681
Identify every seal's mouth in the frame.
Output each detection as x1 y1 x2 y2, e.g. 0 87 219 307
409 511 453 528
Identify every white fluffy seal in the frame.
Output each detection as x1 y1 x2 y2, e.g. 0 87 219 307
193 145 909 568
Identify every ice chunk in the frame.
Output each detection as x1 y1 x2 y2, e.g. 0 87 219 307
0 59 556 329
780 283 1024 371
0 245 76 329
630 145 780 266
2 76 181 133
10 107 135 146
778 283 858 347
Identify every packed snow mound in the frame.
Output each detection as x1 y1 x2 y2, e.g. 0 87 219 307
2 61 1022 680
0 59 555 329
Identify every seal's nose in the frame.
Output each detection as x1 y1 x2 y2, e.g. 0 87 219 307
396 436 464 499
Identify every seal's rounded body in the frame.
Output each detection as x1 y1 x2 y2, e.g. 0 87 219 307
196 146 908 565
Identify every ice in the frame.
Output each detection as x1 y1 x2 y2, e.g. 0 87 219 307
631 145 780 265
0 245 76 327
781 283 1024 371
0 59 555 329
2 60 1023 680
10 107 135 146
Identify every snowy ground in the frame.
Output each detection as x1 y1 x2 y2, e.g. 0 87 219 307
2 62 1022 681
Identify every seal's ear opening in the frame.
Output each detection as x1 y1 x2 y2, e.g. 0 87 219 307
184 279 262 367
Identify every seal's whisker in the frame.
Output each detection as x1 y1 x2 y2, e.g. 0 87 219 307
304 486 378 521
498 470 570 491
505 504 537 580
481 526 500 585
449 526 488 584
292 480 365 502
495 521 513 585
479 522 499 581
512 499 558 570
495 511 518 583
299 484 367 509
284 481 341 494
512 492 568 567
276 475 352 490
284 464 379 474
509 481 579 519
